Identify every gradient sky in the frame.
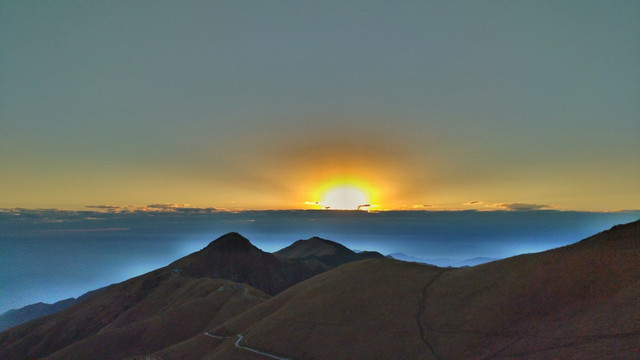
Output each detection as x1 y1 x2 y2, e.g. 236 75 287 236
1 1 639 211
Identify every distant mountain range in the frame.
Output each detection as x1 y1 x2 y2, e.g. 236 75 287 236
1 220 638 359
0 299 76 333
386 252 498 267
0 288 103 333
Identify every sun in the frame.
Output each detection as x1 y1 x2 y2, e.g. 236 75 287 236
322 187 369 210
306 178 378 211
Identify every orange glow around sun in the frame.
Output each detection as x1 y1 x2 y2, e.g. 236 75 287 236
307 179 379 211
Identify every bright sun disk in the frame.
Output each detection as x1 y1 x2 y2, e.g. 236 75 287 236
322 186 369 210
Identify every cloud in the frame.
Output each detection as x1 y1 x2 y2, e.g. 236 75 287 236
86 205 120 209
85 205 121 212
490 203 553 211
145 203 191 211
464 201 483 206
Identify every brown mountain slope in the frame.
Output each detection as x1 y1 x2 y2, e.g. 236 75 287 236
169 220 639 360
420 219 639 359
0 232 378 359
0 267 269 360
48 279 268 360
0 232 375 360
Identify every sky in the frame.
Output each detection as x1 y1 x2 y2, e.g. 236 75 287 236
1 1 638 211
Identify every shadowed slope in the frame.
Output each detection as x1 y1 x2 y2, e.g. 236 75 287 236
169 232 322 295
420 219 640 359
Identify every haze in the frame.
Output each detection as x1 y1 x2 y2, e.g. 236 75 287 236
2 208 639 314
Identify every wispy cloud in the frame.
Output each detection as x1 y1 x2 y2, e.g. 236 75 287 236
145 203 191 211
85 205 121 212
85 204 219 213
464 201 483 206
490 203 553 211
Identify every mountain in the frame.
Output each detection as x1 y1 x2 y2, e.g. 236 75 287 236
0 299 76 333
153 220 639 359
0 288 103 332
0 232 370 359
167 232 323 295
1 221 637 359
0 266 270 360
387 252 499 267
275 236 385 267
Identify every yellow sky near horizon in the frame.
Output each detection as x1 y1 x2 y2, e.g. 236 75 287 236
2 118 638 212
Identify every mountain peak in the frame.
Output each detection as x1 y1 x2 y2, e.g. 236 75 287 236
276 236 352 259
205 232 255 252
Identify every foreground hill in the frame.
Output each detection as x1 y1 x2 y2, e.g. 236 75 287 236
152 220 639 359
0 267 269 360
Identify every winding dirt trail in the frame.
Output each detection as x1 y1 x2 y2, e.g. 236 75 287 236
204 332 291 360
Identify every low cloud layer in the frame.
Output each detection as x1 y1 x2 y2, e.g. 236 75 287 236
491 203 553 211
83 204 219 214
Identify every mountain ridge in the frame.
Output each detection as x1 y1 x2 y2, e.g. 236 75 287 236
275 236 385 267
191 220 639 359
1 220 637 359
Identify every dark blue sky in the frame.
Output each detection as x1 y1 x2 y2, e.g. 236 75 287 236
1 208 638 313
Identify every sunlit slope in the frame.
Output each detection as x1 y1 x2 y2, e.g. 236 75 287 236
0 269 269 360
199 220 638 360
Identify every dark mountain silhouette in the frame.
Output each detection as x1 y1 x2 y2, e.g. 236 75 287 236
276 236 385 267
168 232 322 295
1 221 638 359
